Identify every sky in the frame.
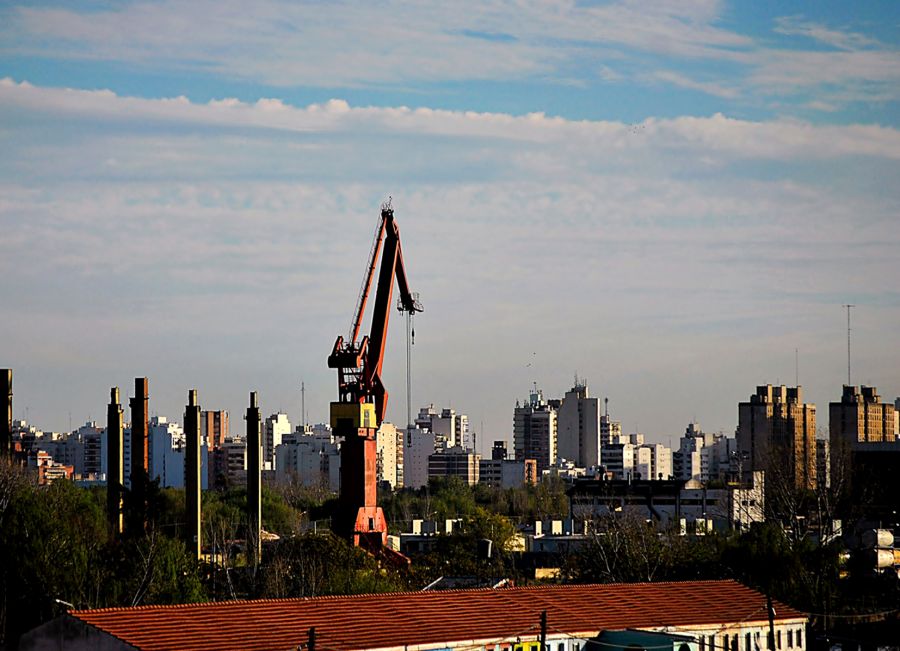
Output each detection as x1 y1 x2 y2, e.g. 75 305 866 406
1 0 899 451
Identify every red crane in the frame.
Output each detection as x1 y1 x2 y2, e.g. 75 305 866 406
328 200 422 549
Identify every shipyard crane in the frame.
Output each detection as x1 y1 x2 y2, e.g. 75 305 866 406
328 199 422 549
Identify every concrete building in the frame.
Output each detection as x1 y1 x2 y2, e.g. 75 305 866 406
148 416 209 490
673 423 736 484
569 472 765 533
212 438 247 488
428 446 480 485
478 440 537 488
403 426 436 489
737 384 816 491
201 410 228 448
376 421 402 489
829 385 896 447
415 405 469 450
556 382 601 468
274 428 340 491
599 408 621 447
513 387 557 473
263 412 292 471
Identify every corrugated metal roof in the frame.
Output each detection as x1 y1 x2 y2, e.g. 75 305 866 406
72 580 805 651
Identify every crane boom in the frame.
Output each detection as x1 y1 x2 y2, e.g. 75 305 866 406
327 201 422 550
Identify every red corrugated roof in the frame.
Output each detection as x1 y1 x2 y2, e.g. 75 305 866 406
72 580 805 651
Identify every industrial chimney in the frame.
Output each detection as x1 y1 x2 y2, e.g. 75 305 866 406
127 377 149 536
184 389 202 560
107 387 124 536
2 369 11 458
246 391 261 566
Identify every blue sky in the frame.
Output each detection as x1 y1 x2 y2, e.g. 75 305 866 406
1 1 898 447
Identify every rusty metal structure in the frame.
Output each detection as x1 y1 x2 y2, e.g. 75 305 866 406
107 387 124 536
328 200 422 549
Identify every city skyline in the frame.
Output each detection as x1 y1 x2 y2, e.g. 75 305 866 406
2 1 899 445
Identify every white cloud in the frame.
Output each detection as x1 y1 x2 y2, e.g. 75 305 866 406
649 70 739 99
3 79 899 163
774 16 879 51
2 78 899 439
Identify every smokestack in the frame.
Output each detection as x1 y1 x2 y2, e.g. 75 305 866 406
184 389 201 560
2 369 11 458
107 387 124 536
128 377 149 536
246 391 261 566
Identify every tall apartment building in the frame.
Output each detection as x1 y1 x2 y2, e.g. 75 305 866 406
416 405 469 450
274 427 340 491
673 423 737 484
403 426 437 489
264 413 292 471
737 384 816 491
376 422 403 489
513 388 557 473
201 410 229 449
829 385 896 448
557 382 601 468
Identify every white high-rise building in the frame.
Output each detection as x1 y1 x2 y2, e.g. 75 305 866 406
416 405 469 450
264 413 292 471
274 427 340 491
147 416 209 490
403 426 437 489
673 423 737 484
557 382 601 468
376 422 403 489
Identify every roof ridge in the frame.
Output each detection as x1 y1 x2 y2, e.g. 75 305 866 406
73 578 743 614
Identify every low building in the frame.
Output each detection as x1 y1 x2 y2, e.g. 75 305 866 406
568 472 765 532
428 446 480 485
22 580 808 651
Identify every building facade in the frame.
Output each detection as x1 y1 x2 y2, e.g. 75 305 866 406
513 388 557 473
556 382 601 469
737 384 816 491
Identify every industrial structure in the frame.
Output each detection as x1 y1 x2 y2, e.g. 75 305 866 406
327 200 422 548
2 369 11 458
106 387 124 536
127 377 150 535
184 389 202 560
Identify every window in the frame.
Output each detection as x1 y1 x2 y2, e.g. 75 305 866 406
746 633 752 651
796 629 802 648
787 630 793 647
699 635 705 651
777 630 782 649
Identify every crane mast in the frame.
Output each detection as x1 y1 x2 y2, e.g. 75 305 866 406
327 200 422 549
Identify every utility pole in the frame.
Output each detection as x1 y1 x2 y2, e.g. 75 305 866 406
844 304 854 385
539 610 547 649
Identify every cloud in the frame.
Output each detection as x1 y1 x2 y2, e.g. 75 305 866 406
3 79 899 165
649 70 739 99
773 16 879 51
2 78 899 439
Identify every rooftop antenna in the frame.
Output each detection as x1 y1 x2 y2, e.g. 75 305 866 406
301 380 306 429
604 397 609 417
843 304 854 385
795 348 799 387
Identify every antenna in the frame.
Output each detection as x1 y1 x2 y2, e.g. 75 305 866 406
301 381 306 428
795 348 799 387
843 304 854 385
